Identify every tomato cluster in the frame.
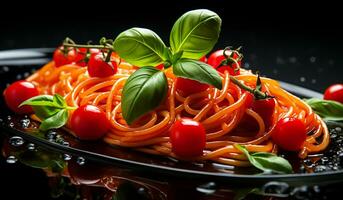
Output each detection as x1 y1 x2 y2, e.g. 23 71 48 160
53 46 117 78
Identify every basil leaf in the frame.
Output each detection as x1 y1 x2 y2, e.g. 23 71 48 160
19 95 58 108
251 152 293 174
170 9 221 59
121 67 168 125
53 94 67 107
173 58 222 89
305 98 343 121
235 144 292 174
113 27 168 67
40 109 68 131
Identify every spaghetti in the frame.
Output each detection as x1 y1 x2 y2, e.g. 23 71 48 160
26 55 330 167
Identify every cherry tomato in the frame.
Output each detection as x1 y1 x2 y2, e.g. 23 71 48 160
70 105 111 140
252 98 275 128
324 83 343 104
155 63 164 70
199 56 207 63
175 77 209 96
74 48 101 67
207 49 241 75
170 118 206 157
272 118 306 151
53 46 78 67
3 80 39 114
87 52 117 77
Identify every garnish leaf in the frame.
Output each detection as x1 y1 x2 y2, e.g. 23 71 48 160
40 109 68 131
305 98 343 121
20 94 74 131
170 9 221 59
113 28 168 67
235 144 293 174
121 67 168 125
173 58 222 89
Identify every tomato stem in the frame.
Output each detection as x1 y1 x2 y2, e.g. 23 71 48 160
229 75 272 100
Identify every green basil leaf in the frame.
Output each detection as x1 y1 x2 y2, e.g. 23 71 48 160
235 144 292 174
53 94 67 107
113 28 168 67
39 109 68 131
173 58 222 89
170 9 221 59
33 106 61 120
305 98 343 121
251 152 293 174
121 67 168 125
19 95 58 107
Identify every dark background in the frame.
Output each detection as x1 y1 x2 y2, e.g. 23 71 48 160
0 0 342 199
1 0 342 92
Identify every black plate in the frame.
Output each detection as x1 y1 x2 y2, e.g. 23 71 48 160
0 48 342 186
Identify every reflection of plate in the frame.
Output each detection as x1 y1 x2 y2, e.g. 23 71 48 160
1 48 342 186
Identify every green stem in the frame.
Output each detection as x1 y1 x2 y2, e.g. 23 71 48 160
105 50 113 62
229 76 269 99
63 43 114 50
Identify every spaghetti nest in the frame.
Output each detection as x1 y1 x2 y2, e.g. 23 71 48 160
27 57 329 167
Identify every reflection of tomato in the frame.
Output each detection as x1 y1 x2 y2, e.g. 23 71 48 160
68 160 106 185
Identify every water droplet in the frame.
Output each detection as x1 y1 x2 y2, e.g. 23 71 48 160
23 72 30 78
311 79 317 84
9 136 24 147
3 66 9 72
63 154 72 161
300 77 306 82
0 118 3 123
196 182 217 194
62 141 70 146
46 131 57 140
6 156 17 164
335 127 342 132
310 56 316 63
314 165 327 173
27 143 35 151
20 118 30 128
16 74 22 80
289 57 297 63
76 157 85 165
262 181 290 196
9 122 14 127
276 56 285 65
243 63 250 68
7 115 12 120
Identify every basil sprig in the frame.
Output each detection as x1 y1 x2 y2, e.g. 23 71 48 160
113 9 222 124
305 98 343 121
20 94 75 131
235 144 293 174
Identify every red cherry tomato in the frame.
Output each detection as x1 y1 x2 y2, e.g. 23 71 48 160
3 80 39 114
87 52 117 77
207 49 241 75
155 63 164 70
53 46 77 67
199 56 207 63
272 118 306 151
324 84 343 104
252 98 276 128
70 105 111 140
75 48 101 67
170 118 206 157
175 77 209 96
